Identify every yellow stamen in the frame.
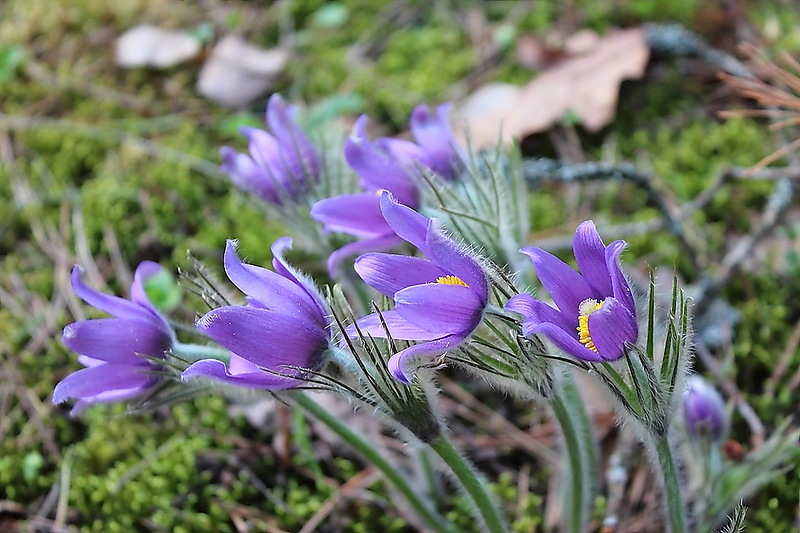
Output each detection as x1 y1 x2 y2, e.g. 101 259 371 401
436 275 469 287
577 299 604 352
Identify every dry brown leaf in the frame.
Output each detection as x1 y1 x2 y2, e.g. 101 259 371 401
197 35 289 108
456 28 650 148
115 24 201 68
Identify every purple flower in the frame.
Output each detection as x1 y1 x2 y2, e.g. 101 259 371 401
311 115 426 275
220 94 320 206
506 221 637 362
684 375 727 441
347 192 488 384
409 103 466 181
182 237 330 389
53 262 174 415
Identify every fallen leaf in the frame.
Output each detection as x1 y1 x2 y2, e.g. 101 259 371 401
197 35 289 108
456 28 650 148
115 24 201 68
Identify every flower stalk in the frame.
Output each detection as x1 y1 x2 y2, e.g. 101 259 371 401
654 435 688 533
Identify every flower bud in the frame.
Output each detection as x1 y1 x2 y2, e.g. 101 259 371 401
683 375 727 441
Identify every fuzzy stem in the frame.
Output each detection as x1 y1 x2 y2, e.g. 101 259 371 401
428 434 508 533
292 393 456 533
550 374 596 533
171 342 230 363
655 435 688 533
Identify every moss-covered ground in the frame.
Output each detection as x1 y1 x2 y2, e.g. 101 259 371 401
1 0 798 531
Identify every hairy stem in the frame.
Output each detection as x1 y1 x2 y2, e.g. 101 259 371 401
655 435 688 533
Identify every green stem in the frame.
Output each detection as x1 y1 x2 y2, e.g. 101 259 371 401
171 342 230 363
550 374 596 533
292 393 456 533
428 434 508 533
655 436 688 533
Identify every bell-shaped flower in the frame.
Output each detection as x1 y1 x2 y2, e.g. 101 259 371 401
53 262 174 415
311 115 426 275
347 192 489 384
220 94 320 206
684 375 727 442
409 102 466 181
183 237 331 389
506 221 637 362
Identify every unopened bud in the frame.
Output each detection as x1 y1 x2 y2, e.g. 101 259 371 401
683 375 727 442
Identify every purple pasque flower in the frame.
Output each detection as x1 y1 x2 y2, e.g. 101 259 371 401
409 102 466 181
54 262 174 415
311 115 426 275
220 94 320 206
183 237 330 389
347 192 489 384
684 375 727 441
506 221 637 362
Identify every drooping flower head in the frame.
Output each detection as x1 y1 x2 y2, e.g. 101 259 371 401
409 102 466 181
506 221 637 362
684 375 727 442
183 237 331 389
220 94 320 206
54 262 174 415
347 192 489 384
311 115 427 275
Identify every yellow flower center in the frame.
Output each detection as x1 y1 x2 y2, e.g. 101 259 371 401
577 298 604 353
436 275 469 287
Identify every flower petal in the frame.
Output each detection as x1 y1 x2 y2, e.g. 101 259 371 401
354 253 446 297
311 193 389 238
409 103 464 180
62 318 170 364
505 293 575 333
587 298 638 361
379 191 429 251
388 333 466 384
53 363 154 405
197 306 327 370
270 237 328 327
70 267 150 321
605 240 636 314
526 322 606 362
347 310 445 341
223 240 320 322
326 234 404 279
220 146 281 205
573 221 613 297
266 94 320 181
182 357 301 390
394 283 483 335
520 247 593 314
424 222 488 301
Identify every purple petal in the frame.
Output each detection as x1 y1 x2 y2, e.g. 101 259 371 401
394 284 483 335
70 267 150 321
354 253 446 297
270 237 328 327
587 298 638 361
520 247 593 315
573 221 613 297
379 191 429 251
129 261 163 308
347 310 445 341
311 193 389 238
197 306 327 370
62 319 169 364
606 240 636 314
505 293 575 333
220 146 282 205
388 333 466 384
223 240 321 323
182 357 301 390
424 223 488 301
325 234 404 279
527 322 606 362
409 103 464 180
266 94 320 181
53 363 154 405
